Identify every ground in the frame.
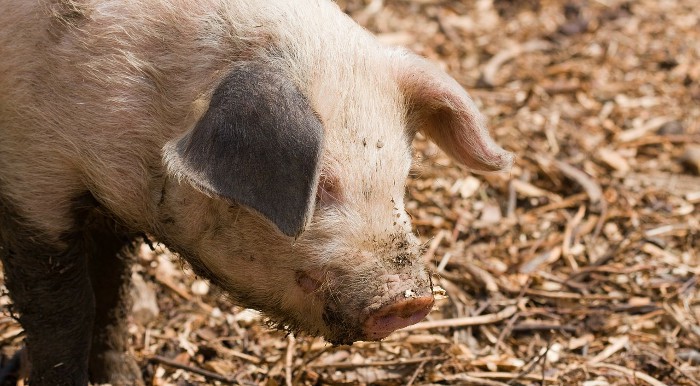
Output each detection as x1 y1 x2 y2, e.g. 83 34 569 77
1 0 699 385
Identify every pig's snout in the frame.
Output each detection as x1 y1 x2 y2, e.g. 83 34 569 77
363 295 434 340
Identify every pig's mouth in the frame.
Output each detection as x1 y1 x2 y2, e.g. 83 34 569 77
319 293 434 345
361 295 434 340
318 276 435 345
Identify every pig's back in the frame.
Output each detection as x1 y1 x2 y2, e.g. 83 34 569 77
0 0 379 241
0 0 219 240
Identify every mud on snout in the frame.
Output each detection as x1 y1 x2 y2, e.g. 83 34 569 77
184 230 435 345
296 253 435 345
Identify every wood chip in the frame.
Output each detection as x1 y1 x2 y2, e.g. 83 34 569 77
587 336 629 364
590 363 669 386
401 305 518 331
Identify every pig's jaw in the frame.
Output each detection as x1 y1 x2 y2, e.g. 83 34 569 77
181 249 434 345
205 261 434 345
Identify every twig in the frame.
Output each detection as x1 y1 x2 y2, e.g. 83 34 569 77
506 179 517 219
423 230 446 263
285 335 295 386
466 371 557 383
552 160 602 203
541 339 550 386
651 351 700 386
310 355 447 369
155 274 192 301
463 262 499 293
150 355 237 384
678 349 700 365
507 339 551 385
210 342 262 365
299 345 340 369
664 276 697 300
154 274 213 313
590 362 669 386
587 336 629 364
617 116 675 142
401 305 518 331
436 251 453 272
494 278 530 354
624 172 700 196
511 323 577 333
511 179 562 202
618 134 700 147
524 288 624 301
442 373 509 386
562 205 586 270
405 359 428 386
479 40 552 87
565 242 622 282
494 312 520 355
663 302 700 341
528 193 588 215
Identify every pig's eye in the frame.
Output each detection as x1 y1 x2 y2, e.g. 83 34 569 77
317 173 341 205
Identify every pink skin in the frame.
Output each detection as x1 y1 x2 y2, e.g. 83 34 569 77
362 296 434 340
295 270 324 293
296 270 434 340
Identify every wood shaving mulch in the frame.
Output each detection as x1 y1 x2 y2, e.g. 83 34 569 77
1 0 699 384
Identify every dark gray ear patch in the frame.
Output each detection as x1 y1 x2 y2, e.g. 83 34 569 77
164 62 324 237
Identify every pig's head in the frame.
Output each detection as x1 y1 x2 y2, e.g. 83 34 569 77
158 48 512 344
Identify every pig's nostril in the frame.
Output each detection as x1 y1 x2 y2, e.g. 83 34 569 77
363 295 434 340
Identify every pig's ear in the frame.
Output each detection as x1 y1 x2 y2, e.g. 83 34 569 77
163 62 323 237
393 50 514 172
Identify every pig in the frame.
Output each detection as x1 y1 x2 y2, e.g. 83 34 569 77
0 0 513 385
